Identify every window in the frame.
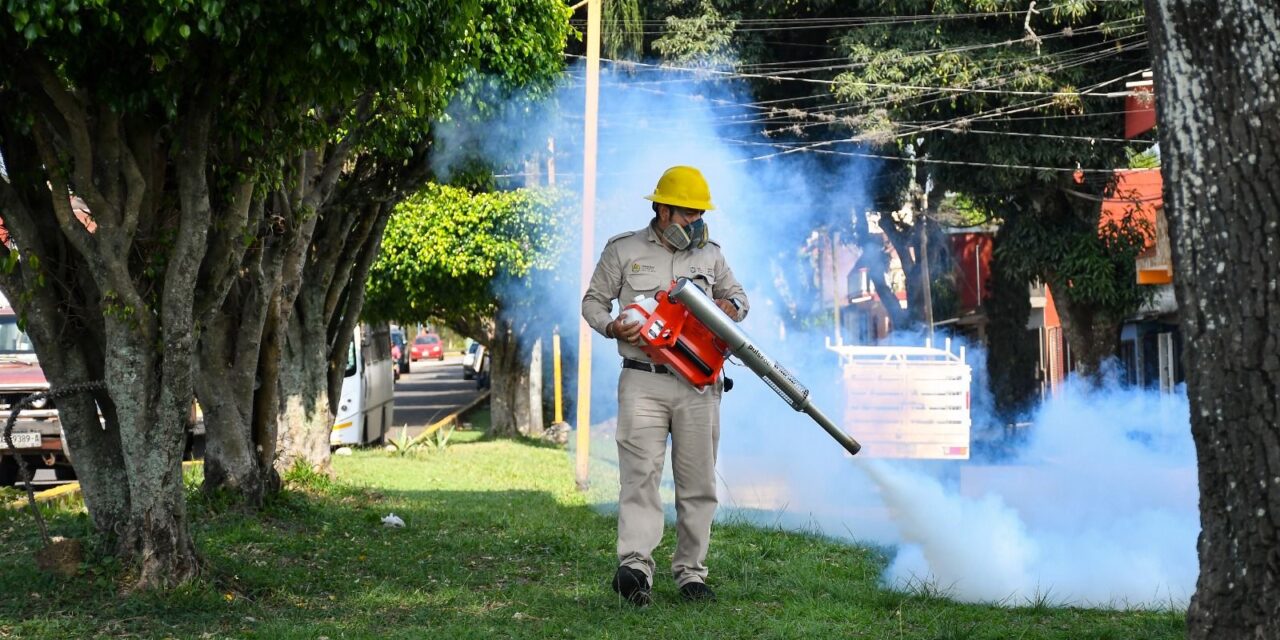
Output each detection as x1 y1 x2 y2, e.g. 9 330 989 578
344 338 357 377
0 317 35 354
370 326 392 361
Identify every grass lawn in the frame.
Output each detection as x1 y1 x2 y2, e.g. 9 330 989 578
0 426 1185 639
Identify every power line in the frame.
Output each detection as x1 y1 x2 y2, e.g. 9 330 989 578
741 68 1150 160
726 138 1157 173
535 101 1157 176
569 1 1141 32
565 24 1145 108
681 39 1147 133
563 55 1153 149
735 17 1143 72
758 17 1146 77
945 128 1151 144
565 51 1148 98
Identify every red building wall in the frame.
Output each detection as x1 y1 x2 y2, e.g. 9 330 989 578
949 232 994 313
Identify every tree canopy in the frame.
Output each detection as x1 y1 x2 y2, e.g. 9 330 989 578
364 183 571 335
364 183 572 438
0 0 572 587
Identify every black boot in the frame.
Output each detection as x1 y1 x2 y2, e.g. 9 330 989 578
610 566 652 606
679 581 716 602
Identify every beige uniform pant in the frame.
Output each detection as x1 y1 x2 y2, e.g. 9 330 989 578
616 367 721 587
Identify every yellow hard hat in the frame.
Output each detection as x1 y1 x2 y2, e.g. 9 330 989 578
644 165 715 211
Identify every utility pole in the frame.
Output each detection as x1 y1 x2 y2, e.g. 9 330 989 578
919 204 934 345
547 136 556 186
828 229 843 345
909 141 935 345
575 0 601 491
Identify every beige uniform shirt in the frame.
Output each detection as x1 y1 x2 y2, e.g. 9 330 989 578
582 222 750 362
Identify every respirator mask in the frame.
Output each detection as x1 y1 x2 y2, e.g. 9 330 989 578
662 217 709 251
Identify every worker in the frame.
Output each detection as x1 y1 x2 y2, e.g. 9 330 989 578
582 165 749 606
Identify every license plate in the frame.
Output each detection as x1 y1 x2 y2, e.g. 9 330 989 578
0 431 42 449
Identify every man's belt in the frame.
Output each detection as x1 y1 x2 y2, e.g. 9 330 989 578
622 358 670 375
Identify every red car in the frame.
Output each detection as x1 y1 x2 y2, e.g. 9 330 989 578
410 334 445 361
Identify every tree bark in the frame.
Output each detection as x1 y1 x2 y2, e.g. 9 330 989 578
1 276 131 535
274 164 399 470
276 293 336 475
195 308 271 505
527 336 545 438
986 226 1041 423
252 295 286 483
851 211 910 331
486 315 542 438
0 56 264 586
1049 293 1118 380
1145 1 1280 637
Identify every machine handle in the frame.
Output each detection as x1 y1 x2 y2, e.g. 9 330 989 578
669 278 862 456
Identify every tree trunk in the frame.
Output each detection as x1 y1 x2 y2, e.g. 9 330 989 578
106 321 200 588
57 395 132 533
252 298 285 486
1145 1 1280 637
0 78 230 588
195 367 263 501
852 211 910 331
526 336 545 438
195 223 293 504
881 214 925 330
487 317 540 438
19 299 132 536
274 196 393 471
985 229 1040 423
1049 293 1118 380
276 301 335 474
194 313 270 505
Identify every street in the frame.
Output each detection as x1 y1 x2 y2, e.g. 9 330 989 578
391 354 485 440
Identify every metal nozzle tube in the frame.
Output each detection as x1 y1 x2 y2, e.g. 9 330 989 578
803 405 862 456
670 278 861 456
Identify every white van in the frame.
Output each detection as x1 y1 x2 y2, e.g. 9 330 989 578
330 323 395 446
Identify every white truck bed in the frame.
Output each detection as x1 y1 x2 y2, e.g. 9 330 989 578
828 339 973 459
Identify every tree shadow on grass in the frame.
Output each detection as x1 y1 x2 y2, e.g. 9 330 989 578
0 483 1186 640
0 487 721 639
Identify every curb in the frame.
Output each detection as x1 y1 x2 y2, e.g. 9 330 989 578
408 390 491 447
6 459 205 510
6 478 82 511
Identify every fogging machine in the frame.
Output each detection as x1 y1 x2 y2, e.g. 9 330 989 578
621 278 861 456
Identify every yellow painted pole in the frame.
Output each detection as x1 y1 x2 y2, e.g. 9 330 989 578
553 330 564 423
575 0 601 491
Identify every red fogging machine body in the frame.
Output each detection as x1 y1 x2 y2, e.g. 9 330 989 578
621 284 728 390
619 279 863 456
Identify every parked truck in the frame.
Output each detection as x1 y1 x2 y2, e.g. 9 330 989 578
829 339 973 459
0 305 74 485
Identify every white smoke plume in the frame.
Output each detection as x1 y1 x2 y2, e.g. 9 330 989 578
429 62 1197 609
868 381 1197 607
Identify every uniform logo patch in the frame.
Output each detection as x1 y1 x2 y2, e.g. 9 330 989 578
689 265 714 277
632 263 656 273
